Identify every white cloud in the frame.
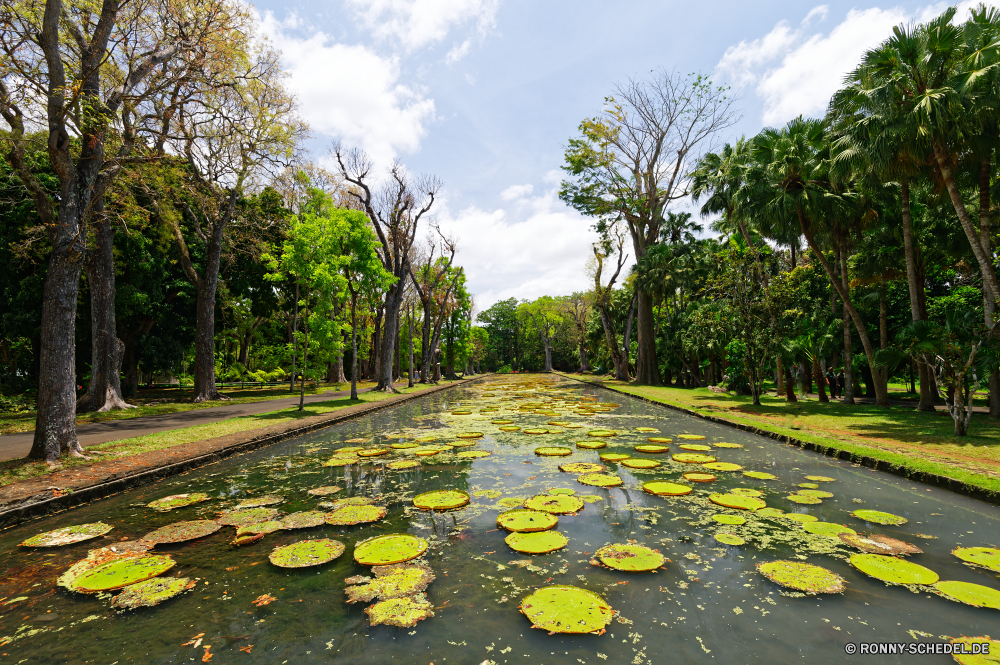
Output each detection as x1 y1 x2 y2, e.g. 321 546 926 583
436 185 600 309
499 183 533 201
345 0 500 53
446 39 472 64
714 2 1000 126
261 12 435 165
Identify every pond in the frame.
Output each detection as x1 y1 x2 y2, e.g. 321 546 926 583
0 375 998 664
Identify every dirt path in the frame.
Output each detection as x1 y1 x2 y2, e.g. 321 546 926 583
0 387 373 461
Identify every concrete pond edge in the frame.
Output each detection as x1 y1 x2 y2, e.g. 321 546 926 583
559 374 1000 506
0 376 487 530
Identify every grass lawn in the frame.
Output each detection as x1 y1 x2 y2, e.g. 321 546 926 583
0 380 454 487
561 373 1000 497
0 381 373 436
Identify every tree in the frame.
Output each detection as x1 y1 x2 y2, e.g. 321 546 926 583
588 222 632 381
477 298 519 370
561 69 738 385
560 292 593 372
519 297 561 372
410 231 460 383
334 145 440 392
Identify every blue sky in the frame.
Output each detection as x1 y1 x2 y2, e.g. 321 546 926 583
253 0 993 309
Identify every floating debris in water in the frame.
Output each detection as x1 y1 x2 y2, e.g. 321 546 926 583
839 533 922 556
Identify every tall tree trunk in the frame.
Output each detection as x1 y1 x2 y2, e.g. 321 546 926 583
784 365 797 402
350 297 359 400
408 303 415 388
901 178 936 411
978 157 1000 419
596 305 628 380
372 306 383 386
77 218 132 413
419 299 433 383
289 282 298 392
776 356 784 395
623 292 636 375
815 356 828 402
634 290 661 385
394 321 401 381
543 337 553 372
298 296 308 410
377 285 402 391
578 338 588 373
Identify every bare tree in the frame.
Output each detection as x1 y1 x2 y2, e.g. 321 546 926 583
562 69 739 385
588 222 631 381
560 292 593 373
410 228 459 383
333 144 440 391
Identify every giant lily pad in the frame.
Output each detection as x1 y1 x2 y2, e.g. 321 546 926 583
68 554 175 593
236 520 283 537
851 509 907 526
307 486 342 496
743 471 777 480
20 522 113 548
805 475 835 482
953 547 1000 573
713 442 743 449
802 522 856 538
839 533 922 556
677 434 706 440
497 509 559 532
524 494 584 514
933 581 1000 610
365 594 434 627
535 446 572 456
712 514 746 525
730 488 763 497
595 544 665 571
575 440 606 449
390 442 419 450
491 419 513 425
621 458 660 469
235 496 283 509
282 511 327 529
636 427 659 433
269 538 345 568
57 541 153 591
323 456 359 467
523 428 549 435
346 563 435 603
147 494 210 512
950 636 1000 665
642 481 693 496
217 508 279 527
797 489 833 498
326 504 387 525
358 447 390 457
758 560 845 594
413 490 470 511
634 444 669 454
673 453 716 464
520 586 613 634
786 494 823 505
683 472 717 483
599 452 631 462
703 462 742 472
354 534 429 565
710 493 766 511
457 450 491 459
141 520 221 545
850 553 939 585
448 439 477 447
329 497 375 508
456 432 484 439
110 577 194 610
387 460 421 470
499 426 521 432
755 507 785 518
559 462 606 474
678 444 712 451
647 437 672 443
577 473 623 488
506 530 569 554
587 430 617 437
782 513 818 523
715 533 746 546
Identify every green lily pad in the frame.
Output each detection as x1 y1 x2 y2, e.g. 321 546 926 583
535 446 572 456
68 555 175 593
796 489 833 498
328 497 375 508
559 462 606 474
338 445 366 452
805 475 835 482
497 509 559 532
683 472 717 483
673 453 716 464
413 436 438 443
346 563 435 603
587 430 617 437
365 594 434 627
548 488 577 495
323 456 359 467
715 533 746 546
456 450 491 459
758 560 845 593
642 481 693 496
634 444 670 454
953 546 1000 573
802 522 856 538
217 508 279 527
491 419 514 425
147 494 210 512
141 520 221 545
839 533 922 556
281 511 327 529
506 530 569 554
448 439 477 447
754 507 785 518
647 437 672 443
57 542 153 591
236 496 283 509
786 494 823 505
950 636 1000 665
390 442 419 449
595 544 665 571
451 410 472 415
354 534 429 565
236 520 283 536
109 576 194 610
306 486 342 496
456 432 484 439
782 513 818 523
497 497 525 508
325 504 387 525
730 488 763 497
523 428 549 435
524 494 584 514
387 460 421 470
850 553 939 585
499 425 521 431
520 585 613 634
358 447 390 457
599 453 631 462
710 493 766 511
621 458 660 469
798 483 819 489
636 427 659 432
575 440 607 449
743 471 777 480
933 581 1000 609
580 495 604 503
413 490 470 511
20 522 113 548
703 462 742 472
712 514 745 525
713 442 743 448
577 473 623 487
269 538 345 568
678 443 712 451
851 509 907 526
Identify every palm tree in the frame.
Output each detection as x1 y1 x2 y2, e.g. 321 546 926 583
691 139 755 246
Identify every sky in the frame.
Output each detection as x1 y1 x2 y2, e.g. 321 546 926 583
251 0 996 311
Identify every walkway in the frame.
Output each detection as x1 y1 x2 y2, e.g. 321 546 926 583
0 386 373 461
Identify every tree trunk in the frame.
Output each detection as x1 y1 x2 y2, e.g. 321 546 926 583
350 297 359 400
783 365 797 402
289 282 298 392
543 338 553 372
298 296 308 410
77 218 132 413
377 285 402 391
978 158 1000 419
596 305 628 381
372 306 383 386
815 356 828 402
634 290 661 385
29 253 87 462
776 356 784 395
901 178 936 411
408 303 415 388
